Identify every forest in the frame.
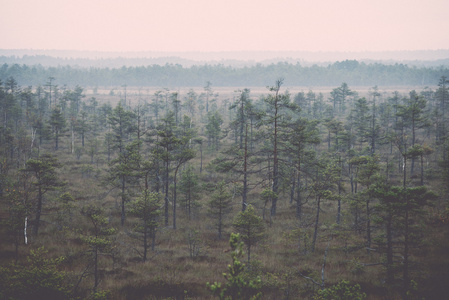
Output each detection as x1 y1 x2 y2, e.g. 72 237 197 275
0 71 449 300
1 59 449 87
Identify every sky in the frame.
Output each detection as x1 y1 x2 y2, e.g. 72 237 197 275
1 0 449 53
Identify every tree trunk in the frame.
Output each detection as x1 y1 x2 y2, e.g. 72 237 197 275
121 176 126 226
312 195 321 252
165 162 169 227
143 218 148 262
200 144 203 173
403 197 410 298
420 154 424 186
271 98 279 216
71 124 74 154
151 228 156 252
55 129 59 151
94 247 99 291
366 198 371 249
386 213 394 284
296 155 302 219
218 208 222 240
290 171 296 204
34 186 43 236
242 125 248 211
173 168 179 229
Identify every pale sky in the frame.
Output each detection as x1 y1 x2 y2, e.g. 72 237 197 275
1 0 448 53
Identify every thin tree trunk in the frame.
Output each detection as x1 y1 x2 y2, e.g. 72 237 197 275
271 95 279 216
200 144 203 173
143 218 148 262
121 176 126 226
71 124 74 154
366 198 371 249
94 247 99 291
312 195 321 252
34 186 43 236
420 154 424 186
242 125 248 211
165 162 169 227
403 195 410 298
386 213 394 284
173 168 179 229
151 228 156 252
218 208 222 240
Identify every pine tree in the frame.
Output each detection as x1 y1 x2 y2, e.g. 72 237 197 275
233 205 265 262
49 106 66 151
80 205 116 292
129 191 161 261
22 154 64 236
107 140 141 226
178 165 201 220
209 181 233 240
261 79 299 216
207 233 262 300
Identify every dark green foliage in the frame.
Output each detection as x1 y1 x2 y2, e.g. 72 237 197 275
153 112 180 227
284 117 320 218
129 191 162 261
108 102 136 155
372 181 437 293
261 79 299 216
208 181 233 239
330 82 355 113
0 247 73 300
107 140 142 226
22 154 64 236
205 111 223 150
314 280 366 300
229 88 252 149
178 165 201 219
49 106 66 151
56 192 76 228
80 205 116 292
233 205 265 262
207 233 262 300
2 187 31 262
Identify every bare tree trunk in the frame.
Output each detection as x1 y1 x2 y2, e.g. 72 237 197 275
34 186 43 236
242 125 248 211
271 91 279 216
164 162 169 227
71 124 75 154
312 195 321 252
121 176 126 226
143 218 148 262
173 168 179 229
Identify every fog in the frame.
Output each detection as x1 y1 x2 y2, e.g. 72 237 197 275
1 49 449 68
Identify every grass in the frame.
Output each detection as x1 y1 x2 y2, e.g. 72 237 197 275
3 169 445 299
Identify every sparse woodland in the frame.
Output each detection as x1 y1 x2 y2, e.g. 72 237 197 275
1 71 449 300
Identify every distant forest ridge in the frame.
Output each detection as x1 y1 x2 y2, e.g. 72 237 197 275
0 49 449 67
1 49 449 87
1 49 449 68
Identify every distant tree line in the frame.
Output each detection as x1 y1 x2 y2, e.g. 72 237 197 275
1 60 448 87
